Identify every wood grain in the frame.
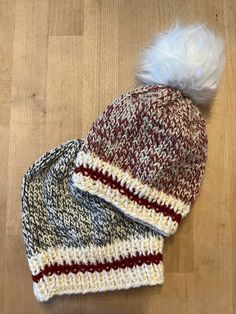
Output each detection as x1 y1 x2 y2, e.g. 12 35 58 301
0 0 235 313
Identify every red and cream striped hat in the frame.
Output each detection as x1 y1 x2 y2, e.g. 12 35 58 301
73 24 224 237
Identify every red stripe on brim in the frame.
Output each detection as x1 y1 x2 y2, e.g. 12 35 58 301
32 252 163 283
75 165 182 223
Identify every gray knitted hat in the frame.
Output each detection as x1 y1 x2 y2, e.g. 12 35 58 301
22 139 164 302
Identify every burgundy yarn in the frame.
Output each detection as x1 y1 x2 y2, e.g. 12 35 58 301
32 252 163 283
75 165 182 223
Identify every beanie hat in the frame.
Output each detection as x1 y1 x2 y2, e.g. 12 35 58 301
72 24 224 237
22 139 164 302
22 24 224 302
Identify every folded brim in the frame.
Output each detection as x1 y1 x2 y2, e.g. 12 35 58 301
30 236 164 301
73 151 190 236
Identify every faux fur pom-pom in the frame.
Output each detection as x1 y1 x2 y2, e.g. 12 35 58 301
137 24 225 105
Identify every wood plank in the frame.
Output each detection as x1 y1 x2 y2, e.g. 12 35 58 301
81 0 119 136
49 0 84 35
45 35 83 147
0 0 15 312
4 1 49 312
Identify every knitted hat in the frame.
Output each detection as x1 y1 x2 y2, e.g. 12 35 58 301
22 24 224 302
22 139 164 302
72 24 224 236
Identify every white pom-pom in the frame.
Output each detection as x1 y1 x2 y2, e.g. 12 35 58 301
137 24 225 104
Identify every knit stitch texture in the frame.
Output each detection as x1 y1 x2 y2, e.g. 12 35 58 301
73 85 208 236
22 139 164 301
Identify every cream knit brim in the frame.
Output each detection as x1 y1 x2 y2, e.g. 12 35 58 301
29 235 164 301
34 263 164 301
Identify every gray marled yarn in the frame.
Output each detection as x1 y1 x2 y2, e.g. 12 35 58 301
22 139 157 258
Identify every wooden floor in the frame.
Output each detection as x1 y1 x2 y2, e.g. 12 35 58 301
0 0 236 313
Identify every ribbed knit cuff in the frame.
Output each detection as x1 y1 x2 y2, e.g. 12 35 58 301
73 151 190 236
28 236 164 301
